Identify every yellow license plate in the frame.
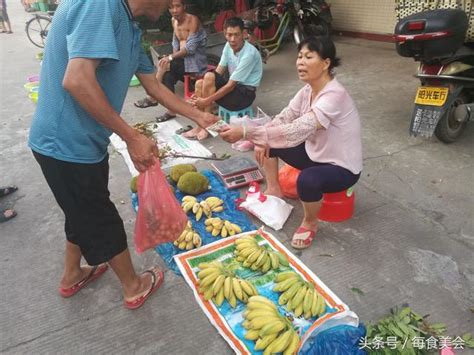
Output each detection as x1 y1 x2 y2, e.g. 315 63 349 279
414 87 449 106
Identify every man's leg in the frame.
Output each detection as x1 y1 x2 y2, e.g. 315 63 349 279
183 72 217 139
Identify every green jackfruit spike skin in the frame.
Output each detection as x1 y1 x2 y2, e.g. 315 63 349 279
177 172 209 195
170 164 197 183
130 176 138 193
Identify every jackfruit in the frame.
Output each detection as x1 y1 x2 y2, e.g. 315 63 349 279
170 164 197 183
177 172 209 195
130 176 138 193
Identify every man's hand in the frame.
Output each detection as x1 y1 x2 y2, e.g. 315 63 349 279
219 125 244 143
254 145 269 167
125 132 159 172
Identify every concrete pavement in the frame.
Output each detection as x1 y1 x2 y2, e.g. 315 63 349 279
1 2 473 353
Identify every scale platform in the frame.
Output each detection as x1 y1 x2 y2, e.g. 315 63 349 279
212 156 264 189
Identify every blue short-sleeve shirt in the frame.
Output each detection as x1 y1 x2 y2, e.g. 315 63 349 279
28 0 155 163
218 41 263 87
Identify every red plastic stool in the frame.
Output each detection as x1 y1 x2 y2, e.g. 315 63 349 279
318 187 355 222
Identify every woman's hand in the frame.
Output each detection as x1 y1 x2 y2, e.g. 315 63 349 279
254 145 269 166
219 125 244 143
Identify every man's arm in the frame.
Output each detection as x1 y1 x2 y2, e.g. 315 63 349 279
63 58 158 172
137 72 217 128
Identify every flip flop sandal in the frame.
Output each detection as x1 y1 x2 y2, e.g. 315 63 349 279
124 269 164 310
0 209 17 223
156 113 177 123
59 264 109 298
175 125 194 135
134 97 158 108
291 226 317 250
0 185 18 198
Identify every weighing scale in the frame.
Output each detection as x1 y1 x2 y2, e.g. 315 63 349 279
212 156 264 189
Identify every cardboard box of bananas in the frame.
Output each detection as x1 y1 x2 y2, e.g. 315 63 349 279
197 261 258 307
181 195 224 221
173 221 202 250
242 296 300 354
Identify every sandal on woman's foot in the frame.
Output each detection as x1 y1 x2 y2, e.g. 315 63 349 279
0 209 17 223
124 269 164 310
0 186 18 198
59 264 109 297
291 226 317 250
156 113 176 123
134 97 158 108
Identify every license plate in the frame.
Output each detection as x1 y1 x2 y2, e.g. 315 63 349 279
414 87 449 106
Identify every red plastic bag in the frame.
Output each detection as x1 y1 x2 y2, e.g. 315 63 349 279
278 164 301 199
134 159 187 254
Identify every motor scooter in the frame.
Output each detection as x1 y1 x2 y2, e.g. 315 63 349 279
394 8 474 143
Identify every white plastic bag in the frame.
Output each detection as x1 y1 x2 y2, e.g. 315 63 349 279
238 183 293 230
230 107 272 152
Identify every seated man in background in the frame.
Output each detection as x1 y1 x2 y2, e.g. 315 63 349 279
134 0 207 122
187 17 263 140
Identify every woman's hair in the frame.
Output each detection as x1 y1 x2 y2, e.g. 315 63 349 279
297 36 341 72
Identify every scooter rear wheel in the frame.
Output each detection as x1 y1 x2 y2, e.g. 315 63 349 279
434 94 468 143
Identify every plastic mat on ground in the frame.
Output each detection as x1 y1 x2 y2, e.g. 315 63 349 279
131 169 256 274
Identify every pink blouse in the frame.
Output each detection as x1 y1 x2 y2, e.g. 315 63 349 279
246 78 363 174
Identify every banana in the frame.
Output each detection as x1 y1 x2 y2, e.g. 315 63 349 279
212 275 226 296
293 303 304 317
246 309 278 321
200 272 221 288
244 329 260 341
178 241 187 249
203 286 214 301
224 276 232 299
255 250 268 268
227 286 237 308
206 225 213 232
195 207 203 221
247 249 263 264
283 332 300 355
212 206 224 212
185 241 194 250
250 316 282 330
269 252 280 269
239 280 255 297
259 320 287 337
200 201 212 217
232 277 244 301
185 231 194 242
192 233 201 247
248 296 278 310
204 218 212 226
276 252 289 266
192 202 200 213
303 287 313 314
261 256 272 273
255 333 279 351
315 291 326 316
274 276 299 292
311 290 319 316
214 286 225 306
266 329 293 353
182 196 197 203
275 271 299 283
211 228 220 237
290 285 307 310
220 226 228 238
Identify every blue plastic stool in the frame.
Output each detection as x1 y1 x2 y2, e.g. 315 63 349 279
218 106 254 123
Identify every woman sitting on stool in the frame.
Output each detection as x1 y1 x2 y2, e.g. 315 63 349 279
220 36 362 249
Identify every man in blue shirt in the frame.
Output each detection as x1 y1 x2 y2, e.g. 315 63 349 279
28 0 216 309
186 17 263 140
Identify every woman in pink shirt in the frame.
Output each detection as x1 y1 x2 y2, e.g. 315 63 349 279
220 37 362 249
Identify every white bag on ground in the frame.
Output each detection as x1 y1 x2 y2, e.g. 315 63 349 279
239 183 293 230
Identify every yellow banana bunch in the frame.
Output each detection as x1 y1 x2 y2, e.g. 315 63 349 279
234 236 289 273
273 271 326 319
181 196 197 213
173 221 202 250
197 261 258 308
204 196 225 213
243 296 300 354
204 217 242 238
